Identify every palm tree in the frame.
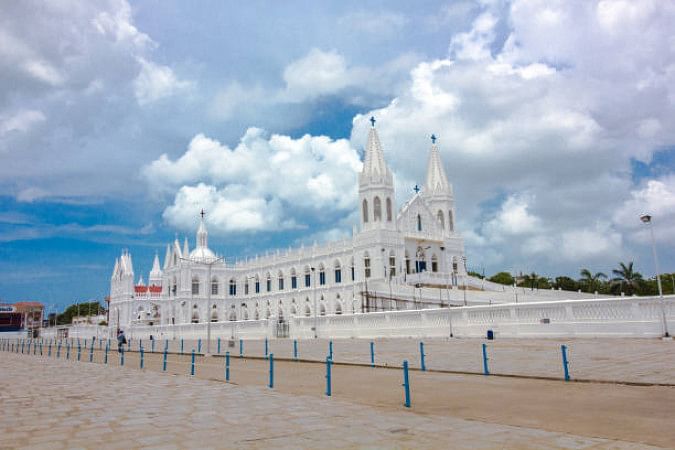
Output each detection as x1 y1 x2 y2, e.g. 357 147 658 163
579 268 607 293
611 262 643 296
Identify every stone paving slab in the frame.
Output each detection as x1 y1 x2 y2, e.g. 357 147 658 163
0 352 669 449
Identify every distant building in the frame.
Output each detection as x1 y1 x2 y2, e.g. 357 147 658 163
0 302 43 337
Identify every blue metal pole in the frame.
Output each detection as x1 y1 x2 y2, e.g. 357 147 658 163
293 339 298 360
89 344 94 363
104 343 109 364
325 356 332 396
140 347 145 369
191 350 195 376
329 340 333 360
139 339 143 352
57 342 61 358
162 348 168 372
77 343 81 361
120 349 125 366
561 345 570 381
239 339 243 358
67 343 71 360
151 339 155 353
217 337 221 354
420 342 426 372
265 338 268 359
198 338 202 354
403 360 411 408
268 353 274 388
40 341 43 356
181 338 184 355
225 351 230 382
165 339 169 352
21 339 24 354
482 343 490 376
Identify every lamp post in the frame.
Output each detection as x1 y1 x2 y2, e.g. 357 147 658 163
640 214 669 338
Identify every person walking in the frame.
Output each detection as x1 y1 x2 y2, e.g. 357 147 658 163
117 329 127 354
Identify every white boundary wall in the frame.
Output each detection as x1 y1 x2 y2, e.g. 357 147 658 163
106 295 675 340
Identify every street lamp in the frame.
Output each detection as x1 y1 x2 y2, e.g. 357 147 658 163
640 213 669 337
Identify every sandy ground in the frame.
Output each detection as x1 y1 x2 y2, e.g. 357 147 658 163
20 343 673 448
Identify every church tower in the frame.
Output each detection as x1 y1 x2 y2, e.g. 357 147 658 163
422 135 456 237
149 253 162 286
358 117 396 232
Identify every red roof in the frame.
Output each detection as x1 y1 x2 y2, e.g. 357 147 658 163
149 285 162 293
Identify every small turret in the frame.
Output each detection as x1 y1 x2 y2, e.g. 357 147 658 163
149 253 162 286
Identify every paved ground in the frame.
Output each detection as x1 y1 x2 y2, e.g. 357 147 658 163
118 336 675 384
2 350 674 449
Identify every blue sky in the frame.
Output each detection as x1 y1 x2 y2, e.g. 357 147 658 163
2 0 675 311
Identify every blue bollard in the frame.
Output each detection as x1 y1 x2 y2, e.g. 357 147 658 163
403 360 411 408
482 343 489 376
140 347 145 369
48 342 52 357
561 345 570 381
265 338 268 359
89 344 94 363
181 339 184 354
420 342 426 372
104 343 109 364
293 339 298 360
66 344 70 360
191 350 195 376
239 339 243 358
198 338 202 354
163 348 168 372
217 337 221 354
329 340 333 360
99 338 103 350
139 339 143 352
225 351 230 382
57 342 62 358
120 350 125 366
370 341 375 368
268 353 274 388
325 356 332 396
151 339 155 353
40 341 43 356
165 339 169 352
21 340 24 354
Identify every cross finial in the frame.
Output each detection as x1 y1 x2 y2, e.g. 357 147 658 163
413 184 420 193
370 116 376 127
200 209 205 219
431 134 436 144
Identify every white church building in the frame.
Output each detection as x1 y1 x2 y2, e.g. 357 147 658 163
109 118 598 335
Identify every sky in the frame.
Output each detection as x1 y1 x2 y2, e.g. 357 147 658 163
2 0 675 310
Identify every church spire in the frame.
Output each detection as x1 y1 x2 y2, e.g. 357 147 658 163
150 252 162 286
197 209 208 249
424 134 451 195
183 236 189 257
361 116 391 181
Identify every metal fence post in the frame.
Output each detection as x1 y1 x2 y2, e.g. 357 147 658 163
325 356 332 396
329 340 333 360
57 342 61 358
268 353 274 388
225 351 230 382
151 339 155 354
78 342 83 361
191 350 196 376
265 338 269 359
89 344 94 363
140 347 145 369
420 342 426 372
198 338 202 354
104 342 109 365
239 339 243 358
482 343 489 375
217 337 221 355
561 345 570 381
293 339 298 360
120 349 125 366
403 360 411 408
180 338 184 355
162 348 168 372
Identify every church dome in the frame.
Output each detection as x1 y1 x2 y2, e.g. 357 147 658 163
189 246 217 262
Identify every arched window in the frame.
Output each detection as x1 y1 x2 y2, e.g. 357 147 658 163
319 264 326 286
211 304 218 322
417 214 422 232
191 304 199 323
211 277 219 296
291 304 298 316
374 196 382 221
448 210 454 232
320 300 326 316
290 268 298 289
266 272 272 292
437 210 445 229
350 257 355 281
191 276 199 295
415 247 427 273
362 199 369 223
389 251 396 277
278 271 284 290
304 302 311 317
386 198 392 222
334 260 342 284
404 251 410 274
304 266 311 287
255 275 260 294
172 277 177 296
431 254 438 273
229 307 237 321
229 278 236 296
364 252 371 278
335 302 342 315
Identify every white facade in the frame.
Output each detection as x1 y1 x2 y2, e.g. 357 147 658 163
109 120 474 332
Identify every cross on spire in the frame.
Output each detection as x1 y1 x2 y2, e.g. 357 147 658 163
431 134 437 144
413 184 420 193
200 209 205 219
370 116 376 127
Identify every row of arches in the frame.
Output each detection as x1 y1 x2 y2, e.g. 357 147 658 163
362 196 393 224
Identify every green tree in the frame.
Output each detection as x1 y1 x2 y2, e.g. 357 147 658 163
579 268 607 293
489 272 514 285
554 276 578 291
56 301 105 325
611 262 643 296
519 272 548 290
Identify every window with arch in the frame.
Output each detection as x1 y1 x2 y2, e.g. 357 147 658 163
172 277 177 296
255 276 260 294
374 196 382 221
334 260 342 284
362 199 369 223
437 210 445 229
389 251 396 277
431 254 438 273
417 214 422 231
404 251 410 274
211 304 218 322
244 280 249 295
415 247 427 273
386 197 392 221
319 264 326 285
211 277 219 295
320 296 326 316
291 268 298 289
364 253 371 278
191 277 199 295
229 279 236 296
266 273 272 292
448 210 454 232
191 304 199 323
304 302 311 317
278 271 284 290
304 267 311 287
335 302 342 315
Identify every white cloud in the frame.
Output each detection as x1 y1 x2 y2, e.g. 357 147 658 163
338 11 408 36
134 57 192 105
144 128 362 233
0 110 46 137
282 49 352 102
